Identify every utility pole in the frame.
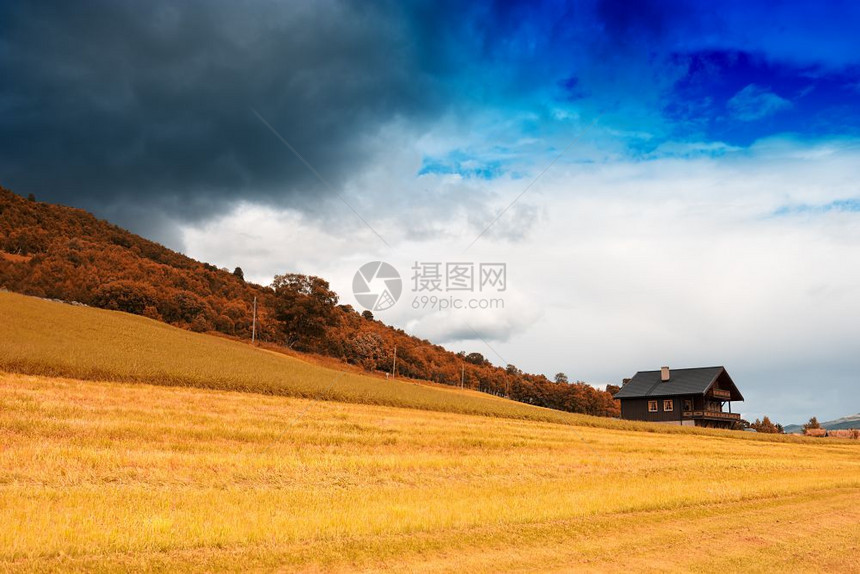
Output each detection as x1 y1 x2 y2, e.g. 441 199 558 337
461 364 465 389
392 345 397 379
251 296 257 344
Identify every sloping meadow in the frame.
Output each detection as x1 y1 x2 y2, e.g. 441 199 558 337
0 291 834 442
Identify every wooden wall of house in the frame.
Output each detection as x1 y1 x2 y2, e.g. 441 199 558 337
621 393 736 428
620 397 686 423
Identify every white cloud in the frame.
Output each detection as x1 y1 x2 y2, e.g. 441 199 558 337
727 84 793 121
180 136 860 424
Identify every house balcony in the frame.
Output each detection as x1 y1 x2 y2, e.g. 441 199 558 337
683 410 740 421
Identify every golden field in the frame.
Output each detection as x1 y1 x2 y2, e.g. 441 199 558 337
0 290 589 425
1 291 859 572
1 373 859 572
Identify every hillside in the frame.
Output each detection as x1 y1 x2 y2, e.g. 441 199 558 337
3 263 859 572
0 187 274 336
0 291 788 437
784 413 860 434
0 291 838 442
0 291 593 425
0 186 618 417
823 414 860 430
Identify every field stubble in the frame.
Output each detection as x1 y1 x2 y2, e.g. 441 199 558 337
1 373 859 572
1 291 859 571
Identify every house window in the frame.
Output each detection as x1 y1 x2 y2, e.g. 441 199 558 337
648 400 658 412
683 399 692 412
663 399 674 412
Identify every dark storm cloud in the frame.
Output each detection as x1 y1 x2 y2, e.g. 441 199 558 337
4 0 860 244
0 0 687 239
0 0 438 237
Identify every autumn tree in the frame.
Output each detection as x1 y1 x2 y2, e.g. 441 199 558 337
554 372 569 384
348 331 387 370
0 186 626 420
271 273 339 349
93 280 157 315
750 416 783 434
3 226 49 254
465 352 487 366
802 417 821 432
732 419 751 431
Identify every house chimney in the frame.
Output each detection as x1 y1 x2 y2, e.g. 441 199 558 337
661 366 670 381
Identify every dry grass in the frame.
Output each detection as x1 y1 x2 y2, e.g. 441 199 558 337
0 292 837 443
2 290 859 571
0 291 580 423
1 372 858 572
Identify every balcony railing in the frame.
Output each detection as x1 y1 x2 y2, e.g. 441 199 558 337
683 411 740 420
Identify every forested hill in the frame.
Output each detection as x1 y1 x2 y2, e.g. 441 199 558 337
0 187 619 417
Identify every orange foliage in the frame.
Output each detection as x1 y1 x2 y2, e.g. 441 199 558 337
0 186 619 417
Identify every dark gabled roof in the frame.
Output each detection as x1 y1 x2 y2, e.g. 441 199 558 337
613 366 744 401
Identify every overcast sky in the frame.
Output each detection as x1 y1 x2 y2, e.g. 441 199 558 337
3 0 860 424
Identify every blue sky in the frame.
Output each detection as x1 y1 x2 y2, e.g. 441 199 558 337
3 0 860 423
407 0 860 172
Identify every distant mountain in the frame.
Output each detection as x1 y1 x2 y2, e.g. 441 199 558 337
784 413 860 434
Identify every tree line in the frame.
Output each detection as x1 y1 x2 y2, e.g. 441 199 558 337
0 187 620 417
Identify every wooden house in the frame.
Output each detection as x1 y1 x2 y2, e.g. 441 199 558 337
613 366 743 429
